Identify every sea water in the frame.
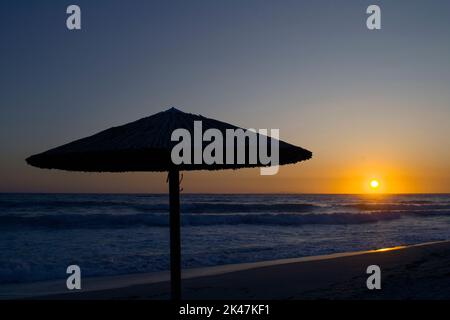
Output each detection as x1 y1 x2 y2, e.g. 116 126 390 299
0 193 449 284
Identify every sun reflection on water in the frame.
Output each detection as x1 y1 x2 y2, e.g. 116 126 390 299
373 246 406 252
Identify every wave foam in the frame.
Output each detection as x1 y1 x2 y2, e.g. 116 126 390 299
1 210 450 229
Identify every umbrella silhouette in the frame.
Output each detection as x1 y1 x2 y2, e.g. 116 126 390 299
26 107 312 299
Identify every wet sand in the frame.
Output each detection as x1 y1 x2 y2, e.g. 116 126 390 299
6 240 444 300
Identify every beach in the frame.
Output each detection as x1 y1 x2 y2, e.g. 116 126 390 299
2 0 450 309
1 193 450 300
3 240 447 300
1 194 450 300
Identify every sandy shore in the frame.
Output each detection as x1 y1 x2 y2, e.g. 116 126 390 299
3 240 450 300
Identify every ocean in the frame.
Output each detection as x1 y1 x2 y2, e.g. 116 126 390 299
0 193 449 284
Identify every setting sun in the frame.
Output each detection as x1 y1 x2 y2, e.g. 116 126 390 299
370 179 380 189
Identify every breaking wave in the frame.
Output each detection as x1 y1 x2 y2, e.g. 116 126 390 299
1 210 450 229
0 200 318 214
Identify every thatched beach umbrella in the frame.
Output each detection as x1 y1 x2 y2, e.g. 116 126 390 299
26 107 312 300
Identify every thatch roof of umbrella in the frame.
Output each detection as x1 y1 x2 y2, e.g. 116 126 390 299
26 107 312 300
26 107 311 172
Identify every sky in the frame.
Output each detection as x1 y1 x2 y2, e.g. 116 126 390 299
1 0 450 194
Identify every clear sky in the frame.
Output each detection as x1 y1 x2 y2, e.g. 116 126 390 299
1 0 450 194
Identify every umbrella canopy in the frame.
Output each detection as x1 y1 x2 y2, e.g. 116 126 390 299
26 107 312 172
26 107 312 300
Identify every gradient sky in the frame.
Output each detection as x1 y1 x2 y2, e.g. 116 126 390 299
1 0 450 193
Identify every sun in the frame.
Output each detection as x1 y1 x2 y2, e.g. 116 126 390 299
370 179 380 189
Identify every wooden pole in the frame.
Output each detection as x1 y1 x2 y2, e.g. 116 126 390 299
168 169 181 300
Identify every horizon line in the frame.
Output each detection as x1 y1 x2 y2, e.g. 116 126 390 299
1 191 449 196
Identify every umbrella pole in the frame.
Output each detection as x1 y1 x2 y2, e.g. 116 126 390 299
168 169 181 300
